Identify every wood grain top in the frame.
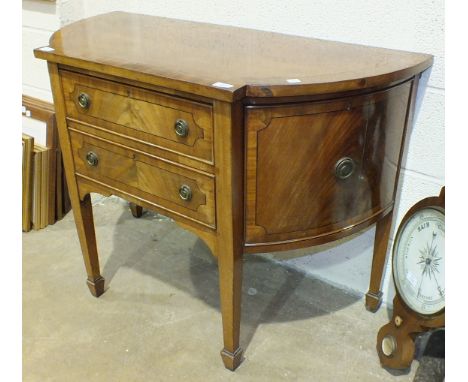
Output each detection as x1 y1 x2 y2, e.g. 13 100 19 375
35 12 432 101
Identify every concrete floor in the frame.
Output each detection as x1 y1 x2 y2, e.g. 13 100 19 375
23 196 418 381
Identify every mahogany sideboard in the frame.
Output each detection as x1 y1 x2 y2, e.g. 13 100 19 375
35 12 433 371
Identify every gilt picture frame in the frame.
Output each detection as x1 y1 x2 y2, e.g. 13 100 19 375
22 133 34 232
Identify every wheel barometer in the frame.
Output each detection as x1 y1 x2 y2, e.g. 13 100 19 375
377 187 445 369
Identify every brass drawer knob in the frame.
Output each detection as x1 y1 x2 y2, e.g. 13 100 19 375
178 184 192 201
174 119 189 137
78 92 91 109
335 157 355 180
86 151 99 167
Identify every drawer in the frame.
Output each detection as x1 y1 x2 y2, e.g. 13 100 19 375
70 130 216 228
245 81 412 244
61 70 214 164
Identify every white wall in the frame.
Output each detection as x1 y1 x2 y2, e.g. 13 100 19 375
22 0 60 141
23 0 445 307
22 0 60 102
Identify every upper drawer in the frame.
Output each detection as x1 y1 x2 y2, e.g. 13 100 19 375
60 70 214 163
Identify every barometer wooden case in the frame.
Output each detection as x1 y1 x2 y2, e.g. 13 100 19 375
377 187 445 369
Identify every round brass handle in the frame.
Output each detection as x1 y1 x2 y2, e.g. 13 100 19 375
86 151 99 167
335 157 355 180
77 92 91 109
174 119 189 137
178 184 192 201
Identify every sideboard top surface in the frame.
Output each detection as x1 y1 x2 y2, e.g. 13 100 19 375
35 11 432 101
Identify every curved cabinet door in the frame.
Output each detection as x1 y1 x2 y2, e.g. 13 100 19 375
245 81 412 247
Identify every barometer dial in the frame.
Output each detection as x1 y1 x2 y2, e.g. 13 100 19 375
393 207 445 316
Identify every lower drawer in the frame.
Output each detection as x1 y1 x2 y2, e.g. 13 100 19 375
69 130 216 228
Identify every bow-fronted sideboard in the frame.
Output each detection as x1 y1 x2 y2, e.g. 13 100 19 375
35 12 432 370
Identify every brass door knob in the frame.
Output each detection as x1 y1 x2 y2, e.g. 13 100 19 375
78 92 91 109
178 184 192 201
174 119 189 137
335 157 355 180
86 151 99 167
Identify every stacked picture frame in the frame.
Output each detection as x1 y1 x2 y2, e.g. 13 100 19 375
22 95 71 232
